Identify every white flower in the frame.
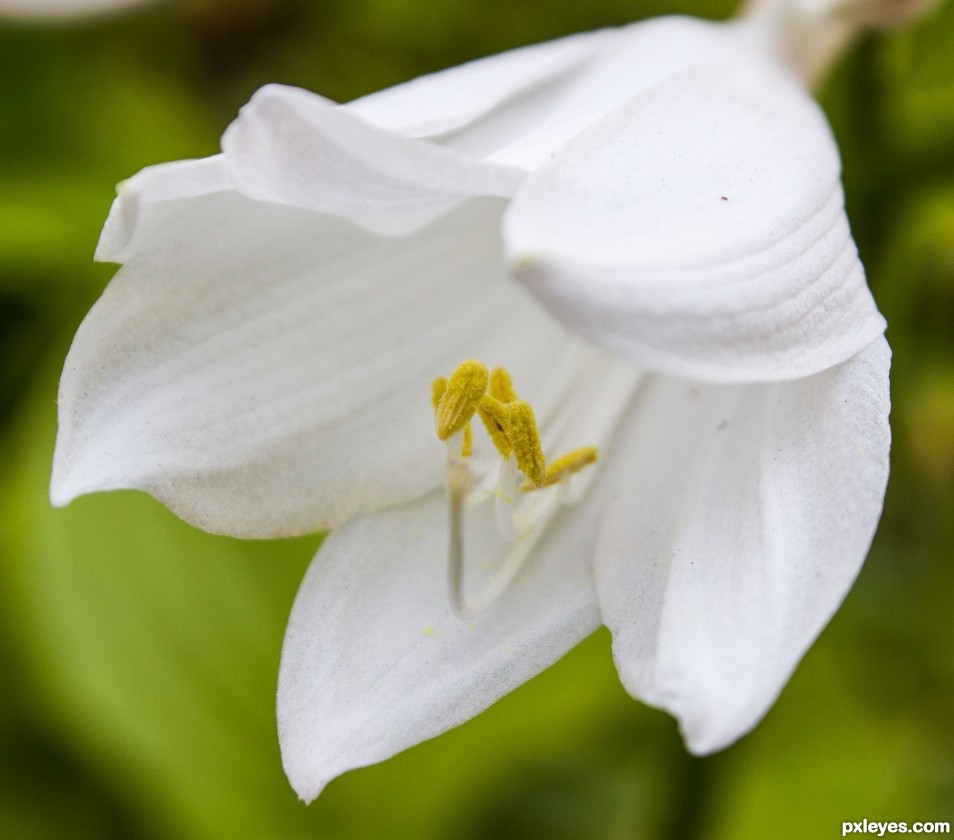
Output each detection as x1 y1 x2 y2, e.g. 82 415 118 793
51 5 896 803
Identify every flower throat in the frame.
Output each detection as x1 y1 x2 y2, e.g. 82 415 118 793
432 360 598 619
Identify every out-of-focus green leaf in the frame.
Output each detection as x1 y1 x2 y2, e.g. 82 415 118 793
905 362 954 485
1 373 324 839
875 186 954 357
0 18 219 308
703 625 954 840
879 2 954 154
0 177 114 283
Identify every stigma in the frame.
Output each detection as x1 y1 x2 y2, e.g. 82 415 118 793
431 359 599 619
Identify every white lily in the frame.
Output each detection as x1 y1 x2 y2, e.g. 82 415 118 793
51 0 909 804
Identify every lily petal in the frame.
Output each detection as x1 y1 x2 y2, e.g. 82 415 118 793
351 17 763 171
504 60 886 382
346 27 619 139
95 155 233 264
52 193 567 537
278 489 601 802
478 18 762 169
221 84 524 236
594 338 891 753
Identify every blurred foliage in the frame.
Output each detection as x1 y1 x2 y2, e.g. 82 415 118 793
0 0 952 838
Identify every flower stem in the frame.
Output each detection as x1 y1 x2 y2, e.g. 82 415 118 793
663 753 716 840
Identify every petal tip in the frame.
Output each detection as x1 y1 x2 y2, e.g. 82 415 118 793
292 778 327 806
680 717 753 757
49 456 98 509
48 482 74 509
49 445 79 508
279 738 332 805
94 186 140 263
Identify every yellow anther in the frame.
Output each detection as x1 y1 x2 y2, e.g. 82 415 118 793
434 376 474 457
507 400 547 487
477 394 512 458
436 360 488 441
521 446 598 491
431 377 447 412
488 367 518 403
436 359 604 616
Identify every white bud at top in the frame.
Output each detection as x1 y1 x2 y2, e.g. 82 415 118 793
741 0 940 86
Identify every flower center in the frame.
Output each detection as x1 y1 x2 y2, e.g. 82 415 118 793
432 359 599 619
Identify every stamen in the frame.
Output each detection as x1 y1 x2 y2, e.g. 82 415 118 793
445 428 473 462
507 400 547 487
433 357 605 620
445 458 474 618
520 446 598 491
434 377 474 457
431 377 447 411
488 367 517 403
447 451 549 620
477 393 512 458
435 360 488 441
493 453 520 541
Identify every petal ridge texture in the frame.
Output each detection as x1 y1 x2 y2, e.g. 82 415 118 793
595 338 891 751
504 60 884 382
277 490 603 802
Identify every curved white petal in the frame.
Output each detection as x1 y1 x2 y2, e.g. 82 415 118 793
504 60 886 383
350 17 761 171
221 84 523 236
594 338 891 753
346 27 619 139
52 192 568 537
95 156 233 264
278 489 602 803
480 18 760 169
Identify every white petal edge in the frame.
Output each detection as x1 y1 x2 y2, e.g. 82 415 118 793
52 192 569 537
351 17 770 172
277 488 602 803
504 59 886 383
346 26 620 139
95 155 233 264
221 84 524 236
594 337 891 753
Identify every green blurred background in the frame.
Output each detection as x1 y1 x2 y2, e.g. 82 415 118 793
1 1 952 838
